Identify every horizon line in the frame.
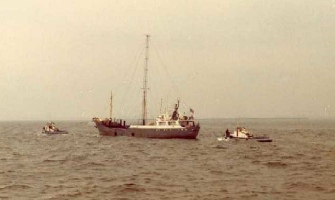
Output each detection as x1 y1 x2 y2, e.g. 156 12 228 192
1 117 335 122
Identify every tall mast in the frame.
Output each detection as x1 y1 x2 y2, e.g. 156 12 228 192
110 90 113 119
142 34 150 125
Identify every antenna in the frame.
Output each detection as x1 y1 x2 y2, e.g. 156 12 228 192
142 34 150 125
110 90 113 119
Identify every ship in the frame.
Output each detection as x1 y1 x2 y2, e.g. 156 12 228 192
92 35 200 139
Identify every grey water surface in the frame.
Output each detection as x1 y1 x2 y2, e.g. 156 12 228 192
0 119 334 200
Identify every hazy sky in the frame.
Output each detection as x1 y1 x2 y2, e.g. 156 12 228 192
1 0 335 121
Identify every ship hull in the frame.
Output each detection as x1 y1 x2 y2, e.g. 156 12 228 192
94 121 200 139
42 130 68 135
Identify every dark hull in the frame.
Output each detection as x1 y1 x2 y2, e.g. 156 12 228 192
230 136 272 142
256 138 272 142
94 121 200 139
42 130 68 135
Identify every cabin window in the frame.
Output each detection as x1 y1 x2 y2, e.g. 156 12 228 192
131 133 134 137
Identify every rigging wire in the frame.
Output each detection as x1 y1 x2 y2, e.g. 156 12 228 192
151 41 180 94
114 40 144 91
119 47 145 106
151 41 194 112
112 40 145 118
111 37 196 120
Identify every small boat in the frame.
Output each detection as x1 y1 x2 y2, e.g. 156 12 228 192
218 127 272 142
255 137 273 142
42 122 68 135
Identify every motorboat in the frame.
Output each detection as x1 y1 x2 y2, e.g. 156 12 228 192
217 127 272 142
42 122 68 135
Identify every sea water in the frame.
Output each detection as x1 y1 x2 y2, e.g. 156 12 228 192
0 119 334 199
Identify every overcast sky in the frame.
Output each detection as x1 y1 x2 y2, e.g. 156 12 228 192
1 0 335 121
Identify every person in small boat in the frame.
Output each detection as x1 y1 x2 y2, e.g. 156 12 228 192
44 122 59 132
225 129 230 138
236 127 240 137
